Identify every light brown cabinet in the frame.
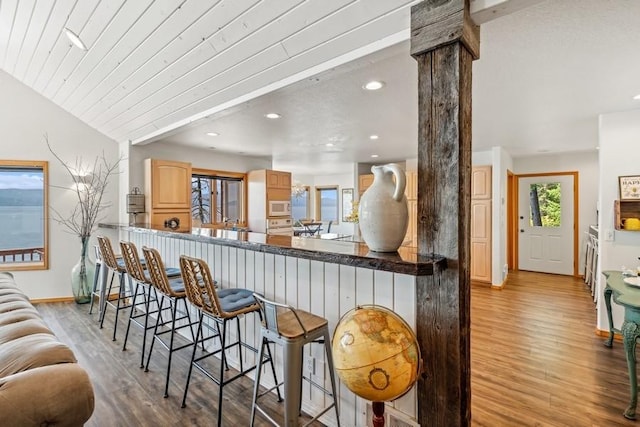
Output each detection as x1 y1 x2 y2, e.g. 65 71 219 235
472 166 492 199
405 170 418 199
471 199 492 282
145 159 192 232
247 169 292 233
471 166 492 282
404 171 418 245
358 174 374 197
264 170 292 202
267 170 291 190
406 199 417 245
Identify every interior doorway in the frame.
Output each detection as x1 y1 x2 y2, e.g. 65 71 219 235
511 172 579 276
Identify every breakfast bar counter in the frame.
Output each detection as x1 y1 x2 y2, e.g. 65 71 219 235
98 223 444 426
99 223 446 276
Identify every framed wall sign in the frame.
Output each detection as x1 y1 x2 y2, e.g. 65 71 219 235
342 188 354 222
619 175 640 200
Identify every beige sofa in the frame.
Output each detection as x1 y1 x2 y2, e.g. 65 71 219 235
0 272 94 426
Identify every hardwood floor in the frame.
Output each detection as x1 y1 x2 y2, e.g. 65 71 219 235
471 271 634 427
35 271 635 426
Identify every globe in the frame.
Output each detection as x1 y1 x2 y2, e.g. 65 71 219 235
331 305 421 402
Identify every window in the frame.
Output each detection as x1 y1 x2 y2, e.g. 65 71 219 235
0 160 48 270
528 182 561 227
192 169 246 226
315 186 338 222
292 187 310 220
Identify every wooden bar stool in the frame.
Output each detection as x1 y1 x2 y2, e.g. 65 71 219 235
142 246 198 397
251 294 340 427
179 255 279 427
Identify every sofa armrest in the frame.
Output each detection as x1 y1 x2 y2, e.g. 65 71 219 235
0 363 94 427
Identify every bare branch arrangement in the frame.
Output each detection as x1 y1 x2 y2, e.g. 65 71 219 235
45 134 121 238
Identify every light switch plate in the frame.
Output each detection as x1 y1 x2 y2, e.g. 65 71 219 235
604 229 614 241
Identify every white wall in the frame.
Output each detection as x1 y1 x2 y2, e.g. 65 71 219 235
492 147 513 285
305 172 357 236
514 150 599 276
596 109 640 331
0 70 120 299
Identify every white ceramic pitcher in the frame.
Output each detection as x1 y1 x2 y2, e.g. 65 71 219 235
358 163 408 252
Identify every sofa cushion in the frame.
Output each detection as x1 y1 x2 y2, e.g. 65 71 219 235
0 318 54 345
0 363 95 427
0 308 41 327
0 298 34 313
0 333 77 378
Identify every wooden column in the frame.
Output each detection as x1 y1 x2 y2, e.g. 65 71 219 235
411 1 479 426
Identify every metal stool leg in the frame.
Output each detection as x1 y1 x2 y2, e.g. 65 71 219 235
99 272 118 329
112 273 131 341
250 334 267 427
181 312 204 409
324 329 341 426
283 340 304 426
89 258 102 315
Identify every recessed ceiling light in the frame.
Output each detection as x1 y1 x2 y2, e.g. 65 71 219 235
64 27 87 51
265 113 281 119
369 135 379 140
363 81 385 91
326 143 334 147
371 154 379 158
634 94 640 100
206 132 219 137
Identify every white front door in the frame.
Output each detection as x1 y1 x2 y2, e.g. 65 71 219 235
518 175 574 275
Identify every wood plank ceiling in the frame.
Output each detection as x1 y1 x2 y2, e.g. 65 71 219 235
0 0 423 145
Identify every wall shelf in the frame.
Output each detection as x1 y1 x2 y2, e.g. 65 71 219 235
614 200 640 230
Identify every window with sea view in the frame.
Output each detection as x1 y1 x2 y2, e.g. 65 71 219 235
0 161 48 270
315 186 338 222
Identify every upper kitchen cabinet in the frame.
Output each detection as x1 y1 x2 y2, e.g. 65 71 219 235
266 170 291 190
146 159 192 209
472 166 492 199
144 159 192 232
359 174 374 198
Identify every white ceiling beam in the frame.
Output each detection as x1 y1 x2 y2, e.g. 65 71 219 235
470 0 547 25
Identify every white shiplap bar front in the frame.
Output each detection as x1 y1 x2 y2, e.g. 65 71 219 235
110 225 441 427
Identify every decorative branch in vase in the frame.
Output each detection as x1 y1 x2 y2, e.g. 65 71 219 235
45 135 121 304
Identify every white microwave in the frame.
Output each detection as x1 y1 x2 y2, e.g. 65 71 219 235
268 200 291 217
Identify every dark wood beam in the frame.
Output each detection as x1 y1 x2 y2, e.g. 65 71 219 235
411 1 479 426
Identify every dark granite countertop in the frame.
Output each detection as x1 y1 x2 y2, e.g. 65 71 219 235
99 223 446 276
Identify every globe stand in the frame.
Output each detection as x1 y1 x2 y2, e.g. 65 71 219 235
372 401 385 427
332 305 422 427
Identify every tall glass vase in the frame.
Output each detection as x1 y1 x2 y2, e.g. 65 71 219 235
71 236 95 304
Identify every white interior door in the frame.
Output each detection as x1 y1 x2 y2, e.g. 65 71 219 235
518 175 574 275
